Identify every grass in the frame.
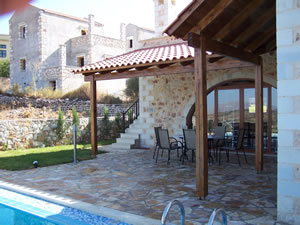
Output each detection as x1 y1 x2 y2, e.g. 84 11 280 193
0 140 115 171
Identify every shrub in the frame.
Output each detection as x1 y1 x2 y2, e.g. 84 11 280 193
72 106 79 127
11 83 23 96
100 106 111 140
99 94 123 104
36 88 64 99
63 83 90 100
24 86 33 96
55 108 66 143
124 77 139 101
113 112 123 137
0 59 9 78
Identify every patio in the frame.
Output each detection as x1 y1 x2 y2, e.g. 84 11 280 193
0 147 277 224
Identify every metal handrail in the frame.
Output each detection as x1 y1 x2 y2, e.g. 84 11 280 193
161 200 185 225
122 98 139 132
208 208 227 225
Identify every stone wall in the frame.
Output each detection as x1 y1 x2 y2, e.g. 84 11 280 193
0 118 120 150
0 94 128 117
277 0 300 224
138 53 277 147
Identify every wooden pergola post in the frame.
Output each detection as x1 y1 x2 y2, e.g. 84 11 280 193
90 77 97 156
255 57 263 172
192 34 208 199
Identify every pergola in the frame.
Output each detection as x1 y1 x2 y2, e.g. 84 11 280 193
74 0 276 199
165 0 276 198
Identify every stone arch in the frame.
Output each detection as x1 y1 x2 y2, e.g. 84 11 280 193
183 72 277 128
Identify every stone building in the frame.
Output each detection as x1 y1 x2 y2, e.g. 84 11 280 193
0 34 10 61
9 5 154 92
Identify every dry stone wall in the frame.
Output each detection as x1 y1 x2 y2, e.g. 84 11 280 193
0 118 120 150
0 94 128 117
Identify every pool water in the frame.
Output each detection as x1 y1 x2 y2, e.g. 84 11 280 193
0 188 132 225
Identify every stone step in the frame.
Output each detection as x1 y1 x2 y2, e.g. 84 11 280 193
126 128 143 134
116 137 136 145
120 133 139 139
110 142 132 150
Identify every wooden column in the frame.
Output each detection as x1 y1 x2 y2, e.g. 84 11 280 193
255 57 263 172
90 77 97 156
193 34 208 198
240 88 244 129
214 89 218 127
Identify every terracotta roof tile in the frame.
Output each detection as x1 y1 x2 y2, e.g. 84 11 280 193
74 42 194 74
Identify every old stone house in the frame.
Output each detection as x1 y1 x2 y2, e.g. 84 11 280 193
9 5 154 92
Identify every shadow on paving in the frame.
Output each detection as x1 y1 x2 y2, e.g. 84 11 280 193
0 147 277 225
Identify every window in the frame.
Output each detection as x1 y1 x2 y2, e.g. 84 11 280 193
49 81 56 91
77 56 84 67
19 25 27 39
129 39 133 48
0 44 6 49
20 58 26 71
0 50 6 58
81 30 88 35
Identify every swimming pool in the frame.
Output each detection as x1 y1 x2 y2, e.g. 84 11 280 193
0 187 131 225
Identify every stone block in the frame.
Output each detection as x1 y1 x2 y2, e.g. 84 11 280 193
277 63 293 80
278 180 300 197
278 130 293 147
277 0 293 12
277 45 300 63
278 114 300 130
294 165 300 180
278 164 294 180
278 96 293 113
294 197 300 215
278 195 294 214
277 10 300 30
278 80 300 97
277 29 293 46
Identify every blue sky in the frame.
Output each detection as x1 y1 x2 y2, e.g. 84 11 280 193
0 0 191 37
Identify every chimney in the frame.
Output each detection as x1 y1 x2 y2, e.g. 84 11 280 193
120 23 126 41
88 14 95 35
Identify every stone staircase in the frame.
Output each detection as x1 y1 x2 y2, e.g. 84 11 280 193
110 118 143 150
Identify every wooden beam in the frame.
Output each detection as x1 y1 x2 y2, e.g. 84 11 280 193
188 32 259 65
191 0 234 33
90 77 97 156
214 0 264 40
255 57 263 172
232 5 275 47
208 56 224 63
194 35 208 199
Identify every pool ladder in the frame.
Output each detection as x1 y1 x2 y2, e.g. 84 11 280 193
161 200 227 225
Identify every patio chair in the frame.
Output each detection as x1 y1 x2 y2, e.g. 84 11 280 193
182 129 196 164
213 126 226 159
156 128 183 164
219 128 248 166
152 126 161 159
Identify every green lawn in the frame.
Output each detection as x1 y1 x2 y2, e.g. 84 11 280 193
0 140 115 171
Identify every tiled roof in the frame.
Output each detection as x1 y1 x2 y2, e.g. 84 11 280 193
74 42 194 74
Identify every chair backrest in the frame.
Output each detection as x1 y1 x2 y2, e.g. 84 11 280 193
154 126 161 145
158 128 171 149
214 126 225 138
183 129 196 150
236 129 245 149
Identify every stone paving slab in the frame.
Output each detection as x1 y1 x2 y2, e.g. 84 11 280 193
0 146 278 225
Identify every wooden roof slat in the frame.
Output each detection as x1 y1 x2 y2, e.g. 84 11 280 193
246 26 276 52
190 0 234 33
231 4 275 47
214 0 264 41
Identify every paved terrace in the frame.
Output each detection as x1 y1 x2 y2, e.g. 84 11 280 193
0 147 277 225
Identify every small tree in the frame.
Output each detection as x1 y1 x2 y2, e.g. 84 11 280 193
55 108 66 143
113 112 123 138
0 59 9 78
124 77 139 101
100 106 111 140
72 106 79 127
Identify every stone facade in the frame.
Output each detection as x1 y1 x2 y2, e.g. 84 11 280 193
277 0 300 224
0 118 119 150
9 5 154 93
138 49 277 147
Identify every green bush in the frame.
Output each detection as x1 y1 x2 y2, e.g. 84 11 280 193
100 106 111 140
99 94 123 104
0 59 9 78
55 108 66 143
72 106 79 126
113 112 123 137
